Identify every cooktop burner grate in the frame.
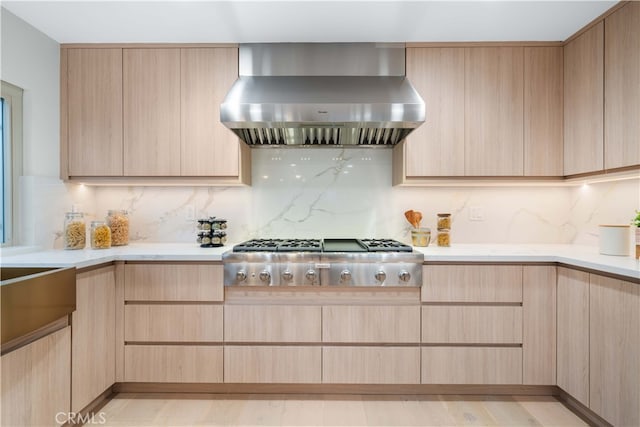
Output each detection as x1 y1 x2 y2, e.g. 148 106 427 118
232 238 412 253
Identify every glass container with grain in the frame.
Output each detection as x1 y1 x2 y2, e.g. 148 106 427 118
107 209 129 246
64 211 86 250
90 221 111 249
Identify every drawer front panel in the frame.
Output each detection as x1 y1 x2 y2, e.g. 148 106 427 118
422 347 523 384
124 304 223 342
323 306 420 343
224 346 321 383
422 306 522 344
124 263 223 301
422 265 523 302
124 345 223 382
323 346 420 384
224 305 321 342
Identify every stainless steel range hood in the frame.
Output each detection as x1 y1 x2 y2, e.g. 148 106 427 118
220 43 425 147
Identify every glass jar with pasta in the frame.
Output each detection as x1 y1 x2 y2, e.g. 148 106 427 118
90 221 112 249
107 209 129 246
64 211 86 250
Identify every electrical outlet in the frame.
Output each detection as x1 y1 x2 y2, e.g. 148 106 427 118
469 206 484 221
185 205 195 221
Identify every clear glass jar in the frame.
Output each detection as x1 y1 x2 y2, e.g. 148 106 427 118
107 209 129 246
64 212 86 250
90 221 112 249
437 213 451 230
437 229 451 247
411 227 431 247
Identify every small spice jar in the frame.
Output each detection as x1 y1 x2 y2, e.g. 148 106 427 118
437 213 451 230
437 229 451 247
90 221 112 249
107 209 129 246
64 211 86 250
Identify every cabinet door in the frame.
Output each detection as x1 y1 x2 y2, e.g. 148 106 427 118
1 327 71 427
590 274 640 426
564 23 604 175
404 48 464 177
465 47 524 176
124 345 223 383
224 305 321 342
224 346 321 383
66 48 123 177
605 2 640 169
556 267 589 406
323 347 420 384
323 305 420 343
124 304 223 342
524 47 563 176
522 266 556 385
72 266 116 412
181 48 240 177
123 49 181 176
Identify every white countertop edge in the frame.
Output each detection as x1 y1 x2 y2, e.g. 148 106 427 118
2 243 639 281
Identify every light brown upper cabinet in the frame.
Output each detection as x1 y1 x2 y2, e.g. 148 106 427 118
123 49 181 176
564 23 604 176
605 2 640 170
402 48 465 177
61 45 250 184
524 47 563 176
181 48 242 177
465 47 524 176
64 48 123 177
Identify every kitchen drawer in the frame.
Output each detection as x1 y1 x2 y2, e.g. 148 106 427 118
422 306 522 344
422 347 522 384
124 304 223 342
422 265 523 302
322 305 420 343
224 305 321 342
323 346 420 384
224 346 321 383
124 263 223 302
124 345 223 382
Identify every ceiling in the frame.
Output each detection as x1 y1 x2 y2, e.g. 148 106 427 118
2 1 617 44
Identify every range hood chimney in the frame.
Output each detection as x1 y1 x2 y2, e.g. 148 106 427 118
220 43 425 147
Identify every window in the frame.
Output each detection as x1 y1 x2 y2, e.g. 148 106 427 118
1 81 23 246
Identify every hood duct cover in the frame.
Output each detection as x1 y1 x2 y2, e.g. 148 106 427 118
220 44 425 147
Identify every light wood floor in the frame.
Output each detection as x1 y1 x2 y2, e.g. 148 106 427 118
97 394 588 426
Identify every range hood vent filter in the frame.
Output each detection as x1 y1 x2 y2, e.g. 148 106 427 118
233 127 412 146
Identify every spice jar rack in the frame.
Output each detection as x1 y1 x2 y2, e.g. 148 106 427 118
197 217 227 248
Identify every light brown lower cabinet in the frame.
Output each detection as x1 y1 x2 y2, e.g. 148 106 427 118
1 327 71 427
323 346 420 384
224 305 321 342
421 347 523 384
124 304 223 342
224 346 321 383
124 345 223 382
589 274 640 427
322 305 420 343
73 266 116 412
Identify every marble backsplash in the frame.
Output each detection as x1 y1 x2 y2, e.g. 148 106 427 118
16 148 640 250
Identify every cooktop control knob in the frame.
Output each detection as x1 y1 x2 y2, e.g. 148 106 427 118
282 270 293 281
236 271 247 282
340 270 352 282
374 270 386 282
305 269 317 283
259 270 271 283
398 270 411 282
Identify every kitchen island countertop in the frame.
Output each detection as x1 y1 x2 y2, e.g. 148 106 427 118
1 243 638 280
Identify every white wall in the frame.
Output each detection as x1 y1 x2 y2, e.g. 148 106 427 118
2 8 95 248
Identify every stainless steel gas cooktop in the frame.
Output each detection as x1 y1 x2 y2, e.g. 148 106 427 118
223 238 421 287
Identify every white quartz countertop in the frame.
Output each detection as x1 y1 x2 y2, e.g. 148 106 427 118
1 243 639 280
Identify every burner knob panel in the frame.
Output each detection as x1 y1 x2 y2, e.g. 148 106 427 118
236 271 247 282
374 270 386 283
282 270 293 281
259 270 271 283
340 270 352 282
305 269 317 283
398 270 411 282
